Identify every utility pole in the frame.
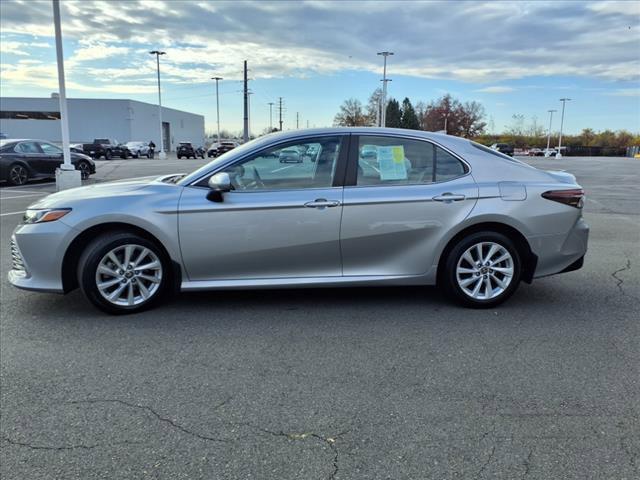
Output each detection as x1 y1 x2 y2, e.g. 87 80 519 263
556 98 571 158
247 91 253 138
268 102 274 131
296 112 299 129
377 51 394 127
150 50 166 158
52 0 80 190
211 76 222 144
243 60 248 143
546 109 557 155
278 97 283 131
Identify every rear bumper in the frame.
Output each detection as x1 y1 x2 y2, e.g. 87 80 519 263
529 216 589 278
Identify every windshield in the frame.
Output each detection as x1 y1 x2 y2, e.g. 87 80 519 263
469 141 532 167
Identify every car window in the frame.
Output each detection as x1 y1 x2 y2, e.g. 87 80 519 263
220 136 341 191
356 136 466 186
15 142 42 154
39 142 62 154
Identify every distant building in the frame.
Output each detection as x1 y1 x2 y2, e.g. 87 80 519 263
0 96 205 151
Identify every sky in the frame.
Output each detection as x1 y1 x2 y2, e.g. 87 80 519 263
0 0 639 136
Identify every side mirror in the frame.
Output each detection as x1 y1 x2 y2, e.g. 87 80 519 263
206 172 232 202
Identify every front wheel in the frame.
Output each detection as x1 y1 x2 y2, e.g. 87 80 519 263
441 232 522 308
78 232 171 314
8 164 29 186
105 150 112 160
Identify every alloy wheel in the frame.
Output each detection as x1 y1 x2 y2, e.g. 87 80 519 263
95 244 163 306
9 165 28 185
456 241 514 300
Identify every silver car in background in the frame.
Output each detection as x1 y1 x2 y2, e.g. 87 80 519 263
8 128 589 314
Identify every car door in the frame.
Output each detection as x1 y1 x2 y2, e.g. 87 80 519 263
14 141 45 174
178 134 348 281
340 134 478 276
37 142 64 174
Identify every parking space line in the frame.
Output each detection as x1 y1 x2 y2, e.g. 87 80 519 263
271 165 295 173
0 210 24 217
0 193 48 200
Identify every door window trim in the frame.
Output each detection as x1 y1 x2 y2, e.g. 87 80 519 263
189 134 351 191
345 134 471 188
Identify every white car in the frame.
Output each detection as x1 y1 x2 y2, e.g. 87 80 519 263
125 141 151 158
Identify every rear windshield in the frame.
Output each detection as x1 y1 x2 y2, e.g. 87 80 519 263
470 141 532 167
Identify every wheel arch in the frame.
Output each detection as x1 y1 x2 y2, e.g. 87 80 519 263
436 221 537 284
61 222 181 293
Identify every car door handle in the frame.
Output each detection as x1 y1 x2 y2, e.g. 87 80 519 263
304 199 341 208
432 193 466 202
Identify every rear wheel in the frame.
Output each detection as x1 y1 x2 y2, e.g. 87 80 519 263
78 232 171 314
8 164 29 186
441 232 522 308
105 150 112 160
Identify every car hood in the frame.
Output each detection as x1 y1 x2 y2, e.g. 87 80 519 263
28 174 182 209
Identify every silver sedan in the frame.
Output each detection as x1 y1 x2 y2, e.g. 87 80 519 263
9 128 588 314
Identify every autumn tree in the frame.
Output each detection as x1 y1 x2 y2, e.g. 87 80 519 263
333 98 369 126
366 88 384 126
421 94 486 137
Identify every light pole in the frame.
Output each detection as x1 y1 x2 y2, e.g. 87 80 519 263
443 112 449 134
149 50 166 159
211 76 222 144
377 51 394 127
268 102 274 131
52 0 80 190
556 98 571 158
546 109 557 155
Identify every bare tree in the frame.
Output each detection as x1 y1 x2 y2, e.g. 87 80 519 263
333 98 369 126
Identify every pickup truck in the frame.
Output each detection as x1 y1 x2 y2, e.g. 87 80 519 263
82 139 131 160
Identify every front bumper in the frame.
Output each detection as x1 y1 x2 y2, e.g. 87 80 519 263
529 216 589 278
8 221 77 293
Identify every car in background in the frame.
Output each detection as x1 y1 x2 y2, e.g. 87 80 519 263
528 148 544 156
207 142 221 157
177 142 205 159
8 127 588 314
278 147 302 163
0 139 95 185
125 141 151 158
543 148 557 157
82 139 130 160
490 143 514 156
208 141 239 158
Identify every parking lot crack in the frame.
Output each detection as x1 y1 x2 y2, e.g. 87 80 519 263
521 448 533 478
1 435 139 451
610 259 637 300
68 398 231 444
474 445 496 479
620 436 638 472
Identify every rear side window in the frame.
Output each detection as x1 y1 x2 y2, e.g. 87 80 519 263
355 136 467 186
470 141 530 166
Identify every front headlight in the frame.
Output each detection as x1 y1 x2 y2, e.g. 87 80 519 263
23 208 72 224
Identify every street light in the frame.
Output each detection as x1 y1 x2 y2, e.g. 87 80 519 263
149 50 166 159
556 98 571 159
211 76 223 145
377 51 394 127
268 102 274 131
546 109 557 156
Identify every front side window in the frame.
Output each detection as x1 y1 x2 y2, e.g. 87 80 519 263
356 136 467 186
220 136 341 191
16 142 41 154
39 142 62 155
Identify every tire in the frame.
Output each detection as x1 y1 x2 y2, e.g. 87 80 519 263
78 232 172 314
441 231 522 308
105 150 112 160
121 151 128 159
76 160 91 180
8 163 29 186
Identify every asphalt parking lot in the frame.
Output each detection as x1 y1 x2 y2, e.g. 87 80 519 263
1 155 638 479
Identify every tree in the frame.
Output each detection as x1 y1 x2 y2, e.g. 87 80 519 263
385 98 402 128
400 97 420 130
333 98 368 126
415 101 428 130
421 94 486 137
366 88 384 126
458 101 487 137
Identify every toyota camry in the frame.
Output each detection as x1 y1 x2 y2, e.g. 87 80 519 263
8 128 588 314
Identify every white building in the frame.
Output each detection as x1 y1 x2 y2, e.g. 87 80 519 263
0 96 205 151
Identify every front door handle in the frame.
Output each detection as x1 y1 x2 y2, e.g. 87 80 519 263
433 193 466 202
304 198 341 208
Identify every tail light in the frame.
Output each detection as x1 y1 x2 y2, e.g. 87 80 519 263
541 189 584 208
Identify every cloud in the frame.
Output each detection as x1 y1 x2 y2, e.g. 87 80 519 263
607 88 640 97
475 86 515 94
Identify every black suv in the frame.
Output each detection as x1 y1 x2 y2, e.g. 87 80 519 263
490 143 514 157
177 142 204 159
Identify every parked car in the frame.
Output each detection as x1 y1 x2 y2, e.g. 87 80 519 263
278 147 302 163
528 148 544 156
543 148 557 157
0 139 95 185
124 141 151 158
490 143 514 156
177 142 204 159
208 141 239 157
8 128 588 314
82 139 130 160
207 142 221 157
69 143 85 154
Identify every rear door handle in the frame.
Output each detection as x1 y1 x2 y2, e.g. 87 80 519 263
433 193 466 202
304 198 341 208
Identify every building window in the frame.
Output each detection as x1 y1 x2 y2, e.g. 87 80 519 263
0 111 61 120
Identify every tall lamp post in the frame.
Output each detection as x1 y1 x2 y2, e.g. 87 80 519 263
268 102 274 131
149 50 166 159
545 109 557 156
556 98 571 159
211 76 223 145
52 0 80 190
377 51 394 127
